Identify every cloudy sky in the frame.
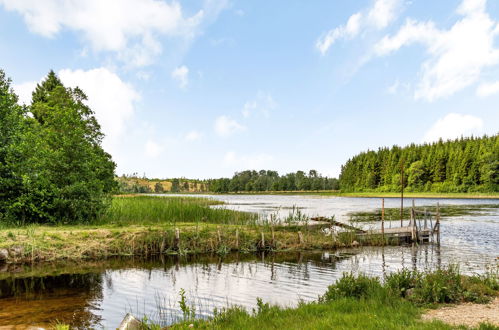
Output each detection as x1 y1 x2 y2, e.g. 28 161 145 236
1 0 498 179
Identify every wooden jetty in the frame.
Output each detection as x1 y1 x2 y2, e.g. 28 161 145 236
313 199 441 244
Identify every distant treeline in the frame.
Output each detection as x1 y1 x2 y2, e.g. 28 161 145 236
339 135 499 193
117 170 339 193
117 175 207 193
206 170 339 193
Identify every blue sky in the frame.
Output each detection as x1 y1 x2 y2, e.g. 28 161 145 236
1 0 498 179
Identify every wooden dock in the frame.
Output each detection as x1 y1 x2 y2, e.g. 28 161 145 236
313 199 441 244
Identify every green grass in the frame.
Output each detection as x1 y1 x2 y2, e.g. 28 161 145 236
96 195 258 226
166 267 498 329
171 298 450 330
1 196 392 263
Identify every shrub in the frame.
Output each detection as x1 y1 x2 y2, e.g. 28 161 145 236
385 268 419 298
320 273 383 301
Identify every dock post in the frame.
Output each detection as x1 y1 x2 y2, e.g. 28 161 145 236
217 227 222 246
298 231 304 246
271 226 275 248
175 228 180 249
400 161 405 227
235 229 239 250
436 202 441 244
424 208 428 229
410 201 417 242
381 198 385 244
261 231 265 250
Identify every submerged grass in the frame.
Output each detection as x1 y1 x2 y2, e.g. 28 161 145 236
349 204 499 223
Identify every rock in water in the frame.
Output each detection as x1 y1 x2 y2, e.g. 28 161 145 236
0 249 8 262
117 313 142 330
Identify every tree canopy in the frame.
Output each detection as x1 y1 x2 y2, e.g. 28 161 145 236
0 69 116 225
339 135 499 193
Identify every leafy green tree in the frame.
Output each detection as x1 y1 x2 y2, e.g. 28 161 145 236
0 70 25 222
407 160 426 189
26 71 116 223
154 182 164 193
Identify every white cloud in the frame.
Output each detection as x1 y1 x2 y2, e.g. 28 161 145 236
185 130 202 141
14 68 139 155
476 81 499 97
242 91 277 118
214 115 245 137
422 113 483 142
223 151 273 169
58 68 139 150
375 0 499 101
316 0 401 55
145 139 163 158
0 0 227 66
13 81 37 105
171 65 189 88
367 0 401 29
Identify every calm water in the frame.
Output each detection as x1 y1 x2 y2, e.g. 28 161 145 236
1 195 498 329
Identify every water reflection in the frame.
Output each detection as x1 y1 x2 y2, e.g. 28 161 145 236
1 243 494 329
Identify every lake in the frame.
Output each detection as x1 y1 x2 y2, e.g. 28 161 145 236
1 195 498 328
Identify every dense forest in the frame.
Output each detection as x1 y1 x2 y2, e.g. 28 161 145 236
206 170 339 193
0 69 116 225
339 135 499 193
117 170 339 193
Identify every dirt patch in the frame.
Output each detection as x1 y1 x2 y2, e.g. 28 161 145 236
422 297 499 327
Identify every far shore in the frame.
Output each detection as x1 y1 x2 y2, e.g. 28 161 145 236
153 190 499 199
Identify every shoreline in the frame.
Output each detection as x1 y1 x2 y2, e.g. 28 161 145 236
154 191 499 199
0 223 389 265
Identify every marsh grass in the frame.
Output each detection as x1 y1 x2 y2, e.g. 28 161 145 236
96 196 258 226
349 204 499 223
0 196 409 263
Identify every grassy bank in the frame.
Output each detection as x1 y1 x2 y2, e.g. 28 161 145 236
160 266 499 329
0 196 389 264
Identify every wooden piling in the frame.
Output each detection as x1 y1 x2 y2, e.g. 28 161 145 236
175 228 180 249
298 231 304 246
400 161 405 227
261 231 265 249
436 202 441 243
235 229 239 250
271 226 275 247
381 198 385 241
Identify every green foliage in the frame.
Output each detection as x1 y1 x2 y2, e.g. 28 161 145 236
320 273 383 301
386 265 498 305
0 68 116 225
173 294 452 330
178 288 196 321
207 169 339 193
97 196 257 226
321 266 497 306
340 135 499 193
0 69 25 223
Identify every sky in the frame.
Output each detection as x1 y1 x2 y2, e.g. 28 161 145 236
1 0 498 179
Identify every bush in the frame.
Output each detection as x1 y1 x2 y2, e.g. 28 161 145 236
385 268 419 298
412 266 463 303
320 273 383 301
